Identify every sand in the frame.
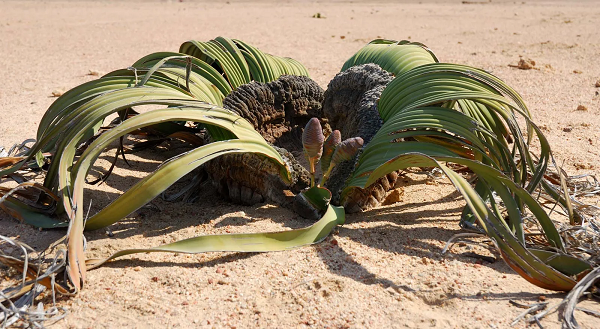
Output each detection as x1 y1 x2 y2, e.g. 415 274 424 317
1 0 599 328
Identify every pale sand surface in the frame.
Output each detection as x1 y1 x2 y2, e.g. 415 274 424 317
1 1 599 328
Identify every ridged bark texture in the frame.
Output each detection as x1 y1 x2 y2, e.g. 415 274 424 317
204 145 310 207
321 64 399 212
205 75 324 206
223 75 324 149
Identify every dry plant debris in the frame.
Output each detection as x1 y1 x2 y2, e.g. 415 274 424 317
509 58 536 70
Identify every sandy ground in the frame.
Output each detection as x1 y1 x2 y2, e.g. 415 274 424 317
1 0 599 328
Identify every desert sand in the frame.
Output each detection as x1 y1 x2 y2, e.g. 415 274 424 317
1 0 599 328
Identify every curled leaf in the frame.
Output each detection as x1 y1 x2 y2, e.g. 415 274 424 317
330 137 363 167
302 117 324 173
321 130 341 174
293 186 332 220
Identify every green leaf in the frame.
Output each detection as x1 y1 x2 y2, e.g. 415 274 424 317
529 249 592 277
86 205 345 270
341 40 438 76
0 198 66 229
300 186 332 212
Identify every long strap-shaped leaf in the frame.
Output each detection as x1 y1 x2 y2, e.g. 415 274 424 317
180 37 310 87
44 88 199 190
376 64 547 193
341 41 438 75
367 62 566 227
58 104 289 292
345 102 559 246
354 152 591 291
36 68 205 144
85 205 345 270
60 103 283 223
72 108 288 229
0 85 197 179
0 37 310 174
132 52 232 96
179 38 251 89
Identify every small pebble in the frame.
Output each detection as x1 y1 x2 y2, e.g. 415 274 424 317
576 105 588 111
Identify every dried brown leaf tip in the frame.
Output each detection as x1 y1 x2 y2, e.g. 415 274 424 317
321 130 341 174
302 117 324 175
